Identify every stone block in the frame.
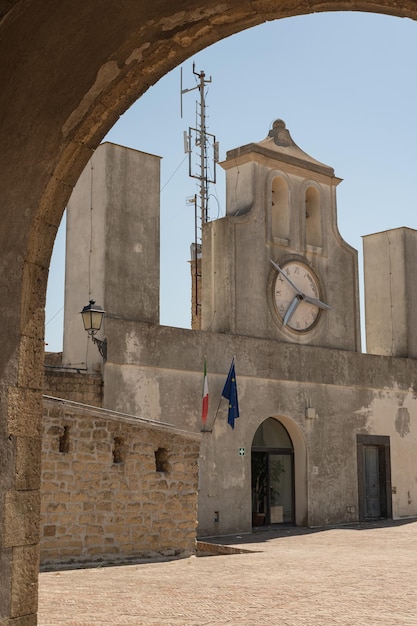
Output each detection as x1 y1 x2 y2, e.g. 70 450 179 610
7 386 42 438
50 491 69 503
86 525 103 535
40 481 59 493
4 491 40 548
96 502 112 511
84 535 102 547
10 545 39 618
41 472 55 481
46 425 61 436
68 491 90 504
52 513 74 525
0 421 15 493
15 437 41 491
0 547 12 618
64 540 84 550
43 525 56 537
92 429 108 440
17 335 44 390
40 461 56 472
88 546 111 556
19 259 48 338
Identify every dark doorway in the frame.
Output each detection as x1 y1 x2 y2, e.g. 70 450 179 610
357 435 392 521
251 419 294 526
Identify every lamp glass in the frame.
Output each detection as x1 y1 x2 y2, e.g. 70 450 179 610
81 301 105 333
90 310 104 332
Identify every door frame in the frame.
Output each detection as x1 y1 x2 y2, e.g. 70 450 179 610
356 434 392 521
251 447 295 525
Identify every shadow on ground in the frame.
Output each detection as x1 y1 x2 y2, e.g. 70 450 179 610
198 517 417 552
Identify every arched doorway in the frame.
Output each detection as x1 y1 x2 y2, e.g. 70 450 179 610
251 418 295 527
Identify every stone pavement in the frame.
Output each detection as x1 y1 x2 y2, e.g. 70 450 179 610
38 519 417 625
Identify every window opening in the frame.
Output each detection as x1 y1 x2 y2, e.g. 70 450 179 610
112 436 125 464
305 186 322 248
271 176 289 242
155 447 169 472
59 425 70 453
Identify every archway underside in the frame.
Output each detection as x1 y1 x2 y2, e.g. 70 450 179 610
0 1 416 621
2 1 416 277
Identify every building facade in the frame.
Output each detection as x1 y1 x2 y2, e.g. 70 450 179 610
58 126 417 541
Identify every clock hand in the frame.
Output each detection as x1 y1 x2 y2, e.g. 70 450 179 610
303 294 331 310
283 294 302 327
270 259 302 295
271 259 331 311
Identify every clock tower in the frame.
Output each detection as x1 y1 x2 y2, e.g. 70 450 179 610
201 119 361 351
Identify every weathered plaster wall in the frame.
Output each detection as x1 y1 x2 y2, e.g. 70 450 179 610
40 397 200 569
63 143 160 371
364 227 417 358
103 319 417 535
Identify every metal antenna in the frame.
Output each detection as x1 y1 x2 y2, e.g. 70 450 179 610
181 63 218 237
181 64 219 321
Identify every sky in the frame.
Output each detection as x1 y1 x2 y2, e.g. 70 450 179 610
45 11 417 352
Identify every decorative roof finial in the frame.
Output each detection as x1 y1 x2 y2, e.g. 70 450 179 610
268 119 295 148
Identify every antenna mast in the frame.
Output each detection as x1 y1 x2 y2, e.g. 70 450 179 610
181 64 218 327
181 63 218 241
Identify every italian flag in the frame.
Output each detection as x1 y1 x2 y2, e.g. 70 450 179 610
201 357 209 424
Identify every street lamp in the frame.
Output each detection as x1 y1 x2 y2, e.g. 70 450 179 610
80 300 107 359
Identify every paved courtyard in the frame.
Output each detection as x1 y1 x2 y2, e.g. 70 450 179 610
38 519 417 625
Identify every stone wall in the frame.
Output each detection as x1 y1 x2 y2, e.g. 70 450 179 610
44 353 103 407
40 396 200 569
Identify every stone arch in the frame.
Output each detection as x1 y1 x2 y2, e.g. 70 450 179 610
2 2 417 621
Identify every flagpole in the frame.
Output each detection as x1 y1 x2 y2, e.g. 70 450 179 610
201 354 210 432
205 356 236 432
223 355 239 430
207 394 224 431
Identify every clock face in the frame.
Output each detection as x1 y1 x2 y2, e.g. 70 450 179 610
273 261 321 332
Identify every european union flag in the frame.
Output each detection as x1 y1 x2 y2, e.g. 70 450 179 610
222 359 239 429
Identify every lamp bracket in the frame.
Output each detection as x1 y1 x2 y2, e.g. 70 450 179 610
91 335 107 360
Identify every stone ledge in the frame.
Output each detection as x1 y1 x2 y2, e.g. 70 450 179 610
196 541 255 556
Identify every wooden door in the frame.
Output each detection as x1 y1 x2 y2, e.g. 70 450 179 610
363 445 381 519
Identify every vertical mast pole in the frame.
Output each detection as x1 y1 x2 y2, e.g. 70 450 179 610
195 66 209 230
199 70 205 224
181 65 217 324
